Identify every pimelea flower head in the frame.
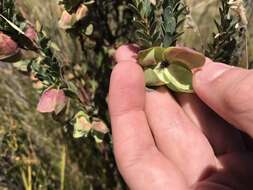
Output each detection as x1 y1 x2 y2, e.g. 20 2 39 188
73 111 92 138
91 119 109 134
25 26 38 41
76 4 88 21
37 88 67 113
0 32 19 60
58 10 77 29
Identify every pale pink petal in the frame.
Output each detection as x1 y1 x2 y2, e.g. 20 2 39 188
37 89 66 113
25 26 37 41
0 32 18 58
76 4 88 21
91 120 109 134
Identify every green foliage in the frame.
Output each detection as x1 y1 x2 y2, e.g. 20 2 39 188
130 0 187 48
29 31 62 88
206 0 237 64
0 0 252 189
0 0 25 32
138 46 205 92
0 0 15 24
205 0 247 66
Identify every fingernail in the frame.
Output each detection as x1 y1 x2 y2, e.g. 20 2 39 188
145 87 155 92
194 62 233 83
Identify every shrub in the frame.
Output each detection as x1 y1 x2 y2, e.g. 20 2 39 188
0 0 252 189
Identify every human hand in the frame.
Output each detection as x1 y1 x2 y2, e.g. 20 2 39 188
108 45 253 190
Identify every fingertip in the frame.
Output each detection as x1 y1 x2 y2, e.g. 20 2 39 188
192 60 232 86
109 59 145 117
115 44 139 64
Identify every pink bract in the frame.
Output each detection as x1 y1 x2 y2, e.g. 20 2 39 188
37 89 67 113
25 26 37 41
0 32 18 57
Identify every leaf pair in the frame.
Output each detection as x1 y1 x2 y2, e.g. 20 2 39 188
73 111 109 143
37 88 67 114
58 4 91 32
138 47 205 93
0 32 20 61
0 14 38 51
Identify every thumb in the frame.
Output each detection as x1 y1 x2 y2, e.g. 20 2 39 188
193 59 253 137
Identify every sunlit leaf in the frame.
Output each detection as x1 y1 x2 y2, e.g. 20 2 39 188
91 119 109 134
163 47 205 69
144 68 169 86
13 60 30 72
144 63 193 93
58 10 77 30
138 47 165 66
76 4 88 21
37 88 67 113
165 64 193 93
0 14 24 34
0 32 20 61
85 24 94 36
0 14 38 50
73 111 92 138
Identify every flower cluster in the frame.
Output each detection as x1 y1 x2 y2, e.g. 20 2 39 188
0 1 109 143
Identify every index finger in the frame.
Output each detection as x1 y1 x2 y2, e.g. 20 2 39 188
109 45 189 189
109 44 156 175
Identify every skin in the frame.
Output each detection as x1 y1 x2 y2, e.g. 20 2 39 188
108 45 253 190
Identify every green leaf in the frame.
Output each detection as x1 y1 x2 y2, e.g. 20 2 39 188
163 47 205 69
49 42 61 51
138 47 165 66
144 68 168 86
0 14 38 51
128 4 141 17
135 30 150 41
140 46 205 93
64 89 78 99
144 63 193 93
91 119 109 134
73 111 91 138
92 132 104 144
163 33 174 47
0 14 24 34
133 20 147 31
13 60 30 72
163 14 176 34
85 24 94 36
165 64 193 93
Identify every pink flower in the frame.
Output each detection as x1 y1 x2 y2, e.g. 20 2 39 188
58 10 76 29
91 120 109 134
0 32 19 59
76 4 88 21
25 26 37 41
37 89 67 113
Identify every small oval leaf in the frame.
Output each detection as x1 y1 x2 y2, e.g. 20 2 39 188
91 119 109 134
73 111 92 138
138 47 165 67
165 64 193 93
163 47 205 69
37 89 67 113
144 67 169 86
